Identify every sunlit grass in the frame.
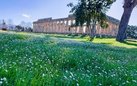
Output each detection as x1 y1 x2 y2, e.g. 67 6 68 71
0 30 137 86
50 33 137 48
92 38 137 48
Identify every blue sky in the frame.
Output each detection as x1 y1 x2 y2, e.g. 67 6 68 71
0 0 137 26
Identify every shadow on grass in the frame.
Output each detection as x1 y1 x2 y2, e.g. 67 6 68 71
54 34 87 39
53 35 71 38
80 34 87 38
100 43 112 45
120 41 137 47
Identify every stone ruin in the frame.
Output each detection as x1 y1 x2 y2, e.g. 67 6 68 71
33 15 120 37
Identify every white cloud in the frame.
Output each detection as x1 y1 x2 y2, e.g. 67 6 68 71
22 14 31 18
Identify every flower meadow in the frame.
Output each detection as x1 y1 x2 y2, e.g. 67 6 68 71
0 31 137 86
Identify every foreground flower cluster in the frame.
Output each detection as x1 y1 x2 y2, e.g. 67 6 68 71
0 31 137 86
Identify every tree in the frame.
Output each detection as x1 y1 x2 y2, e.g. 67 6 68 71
116 0 137 41
26 22 32 28
2 20 7 30
20 21 26 27
7 19 14 30
7 19 14 25
16 25 23 31
68 0 115 39
16 25 22 29
126 25 137 39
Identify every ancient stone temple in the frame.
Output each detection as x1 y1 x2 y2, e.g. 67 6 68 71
33 15 119 37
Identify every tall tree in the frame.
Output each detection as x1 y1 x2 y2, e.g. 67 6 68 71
7 19 14 30
68 0 115 39
20 21 26 27
116 0 137 41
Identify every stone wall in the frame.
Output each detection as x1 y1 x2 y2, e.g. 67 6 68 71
33 15 119 37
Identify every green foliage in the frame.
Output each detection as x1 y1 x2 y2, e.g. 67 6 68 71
126 25 137 39
16 25 23 29
0 31 137 86
68 0 116 38
86 36 94 41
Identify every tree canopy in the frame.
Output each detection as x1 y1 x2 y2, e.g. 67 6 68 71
68 0 116 39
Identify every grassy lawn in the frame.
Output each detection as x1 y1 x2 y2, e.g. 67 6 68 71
50 34 137 48
0 30 137 86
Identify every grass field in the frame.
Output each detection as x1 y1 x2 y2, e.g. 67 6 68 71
0 30 137 86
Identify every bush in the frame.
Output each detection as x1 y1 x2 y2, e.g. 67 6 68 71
126 25 137 39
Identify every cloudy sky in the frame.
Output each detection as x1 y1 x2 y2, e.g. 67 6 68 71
0 0 137 25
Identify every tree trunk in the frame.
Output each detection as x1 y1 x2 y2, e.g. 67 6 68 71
116 6 134 41
90 23 96 39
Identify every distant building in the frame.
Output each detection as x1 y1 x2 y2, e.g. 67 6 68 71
33 15 120 37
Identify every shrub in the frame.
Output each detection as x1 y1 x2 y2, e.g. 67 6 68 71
126 25 137 39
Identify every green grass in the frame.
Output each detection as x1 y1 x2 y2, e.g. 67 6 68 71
50 34 137 48
0 30 137 86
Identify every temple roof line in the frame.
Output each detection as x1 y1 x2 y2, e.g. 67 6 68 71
107 15 120 25
34 14 120 25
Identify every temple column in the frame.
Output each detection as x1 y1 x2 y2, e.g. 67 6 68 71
53 21 56 33
99 26 102 36
79 26 81 33
48 22 50 33
82 26 84 34
62 20 65 33
48 22 50 32
50 22 52 33
58 21 60 33
58 21 61 33
43 23 45 32
42 24 44 32
108 26 110 36
35 24 37 32
60 21 62 33
45 23 47 33
74 26 77 34
83 25 86 34
47 23 49 33
116 25 119 35
86 26 90 35
77 26 79 33
68 20 71 34
60 21 63 33
51 21 54 33
46 22 47 33
110 23 113 36
96 24 100 35
52 21 54 33
56 21 58 33
49 22 51 33
42 23 44 32
55 21 57 33
106 22 109 36
104 28 107 35
66 20 69 33
71 19 74 33
102 27 104 35
98 25 100 35
112 24 116 36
